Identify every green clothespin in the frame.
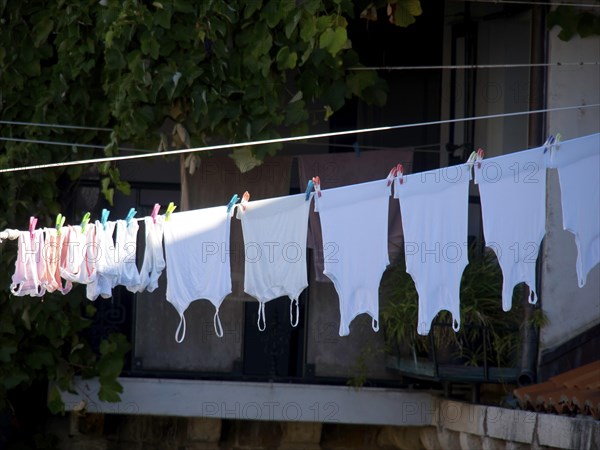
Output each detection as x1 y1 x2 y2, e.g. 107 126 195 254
165 202 177 221
80 212 91 233
55 214 66 236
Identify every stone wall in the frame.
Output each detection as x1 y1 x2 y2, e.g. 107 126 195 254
51 399 600 450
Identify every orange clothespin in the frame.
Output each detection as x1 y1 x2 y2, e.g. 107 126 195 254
151 203 161 224
312 176 321 197
29 216 38 240
241 191 250 211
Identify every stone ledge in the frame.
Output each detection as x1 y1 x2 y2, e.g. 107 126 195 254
536 412 600 449
435 400 486 436
485 406 536 444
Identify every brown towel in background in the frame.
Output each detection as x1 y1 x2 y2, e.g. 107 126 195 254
298 149 415 282
180 155 293 300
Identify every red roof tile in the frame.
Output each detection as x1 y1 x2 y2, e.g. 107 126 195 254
514 359 600 419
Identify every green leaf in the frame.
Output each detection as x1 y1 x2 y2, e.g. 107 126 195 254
284 99 308 126
47 385 65 415
32 17 54 48
276 46 297 70
2 370 29 390
393 0 423 27
230 147 264 173
262 0 282 28
285 10 302 39
141 32 160 59
547 6 579 41
319 27 348 57
577 12 600 38
154 7 172 29
322 81 346 111
300 16 317 42
346 70 377 97
243 0 263 19
98 377 123 403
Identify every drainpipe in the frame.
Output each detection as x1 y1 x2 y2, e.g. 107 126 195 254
518 3 548 387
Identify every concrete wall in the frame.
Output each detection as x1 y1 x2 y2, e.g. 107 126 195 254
541 27 600 353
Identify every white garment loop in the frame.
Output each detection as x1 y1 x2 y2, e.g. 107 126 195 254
257 302 266 332
290 298 299 327
214 309 224 337
529 290 538 305
452 318 460 332
372 317 379 332
175 314 187 343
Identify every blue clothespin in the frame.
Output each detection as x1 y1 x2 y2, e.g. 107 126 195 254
227 194 239 213
125 207 137 226
101 209 110 230
353 141 361 157
543 135 555 153
305 179 314 201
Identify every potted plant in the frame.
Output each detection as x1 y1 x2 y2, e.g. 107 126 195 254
380 243 547 382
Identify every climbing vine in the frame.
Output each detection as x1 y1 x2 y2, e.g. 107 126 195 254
0 1 422 436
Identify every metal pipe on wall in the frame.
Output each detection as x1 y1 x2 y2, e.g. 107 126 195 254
519 2 548 387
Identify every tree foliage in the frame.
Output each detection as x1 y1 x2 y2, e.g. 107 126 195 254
548 5 600 41
0 0 421 422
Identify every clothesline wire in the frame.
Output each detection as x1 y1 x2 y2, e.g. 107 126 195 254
0 102 598 174
0 136 154 154
348 61 600 71
456 0 600 8
0 120 112 132
1 62 598 135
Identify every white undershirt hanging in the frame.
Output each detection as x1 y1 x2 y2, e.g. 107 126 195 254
548 133 600 287
237 192 311 330
314 179 391 336
475 146 546 311
163 207 232 342
395 164 471 335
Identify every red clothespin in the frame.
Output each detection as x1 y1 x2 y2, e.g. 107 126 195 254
312 176 322 197
476 148 485 168
395 164 405 185
241 191 250 211
151 203 161 224
386 166 396 186
29 216 38 240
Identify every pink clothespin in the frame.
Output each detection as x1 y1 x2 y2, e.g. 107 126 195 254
29 216 38 241
241 191 250 211
312 176 322 197
151 203 161 224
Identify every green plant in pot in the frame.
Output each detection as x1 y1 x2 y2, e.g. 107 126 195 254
380 243 546 372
